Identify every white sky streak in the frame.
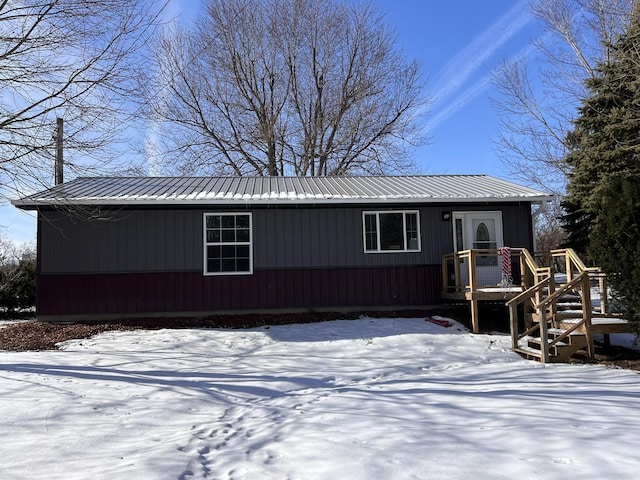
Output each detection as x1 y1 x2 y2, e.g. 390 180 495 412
425 0 533 132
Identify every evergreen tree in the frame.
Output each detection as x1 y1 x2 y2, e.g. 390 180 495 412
590 176 640 334
562 11 640 331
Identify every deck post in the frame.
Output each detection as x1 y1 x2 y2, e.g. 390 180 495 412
549 273 557 328
598 274 608 315
519 251 528 289
509 304 518 350
565 251 573 283
469 250 479 333
469 250 477 291
471 297 480 334
538 305 550 363
582 274 594 359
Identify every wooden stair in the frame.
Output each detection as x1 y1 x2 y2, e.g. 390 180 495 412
511 283 592 363
514 328 587 362
507 248 629 363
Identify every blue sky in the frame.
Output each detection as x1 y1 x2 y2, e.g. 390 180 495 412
2 0 542 244
379 0 539 175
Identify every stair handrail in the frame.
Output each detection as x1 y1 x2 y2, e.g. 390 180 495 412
520 248 552 289
520 247 538 271
550 247 601 280
543 273 591 350
507 275 553 360
550 248 609 316
551 247 588 270
536 271 588 309
505 275 551 308
548 319 586 348
507 273 587 323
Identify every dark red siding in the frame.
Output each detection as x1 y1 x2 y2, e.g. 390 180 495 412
36 265 442 321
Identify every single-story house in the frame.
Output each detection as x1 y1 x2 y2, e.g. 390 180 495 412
12 175 552 323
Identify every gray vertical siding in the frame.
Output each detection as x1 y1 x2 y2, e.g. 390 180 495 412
253 204 532 269
40 210 203 274
39 203 533 274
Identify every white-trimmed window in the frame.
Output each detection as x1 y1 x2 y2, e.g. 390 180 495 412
204 213 252 275
363 211 420 253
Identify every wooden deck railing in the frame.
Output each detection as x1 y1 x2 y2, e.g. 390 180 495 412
441 248 550 333
506 271 592 362
442 248 550 294
520 248 552 288
550 249 611 316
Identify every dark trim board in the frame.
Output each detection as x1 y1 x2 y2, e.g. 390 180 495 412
36 265 442 322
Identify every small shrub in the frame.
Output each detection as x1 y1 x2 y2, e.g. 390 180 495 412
0 238 36 314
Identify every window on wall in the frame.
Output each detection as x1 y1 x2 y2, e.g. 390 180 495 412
363 211 420 253
204 213 252 275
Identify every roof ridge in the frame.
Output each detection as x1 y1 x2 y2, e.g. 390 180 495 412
70 174 490 180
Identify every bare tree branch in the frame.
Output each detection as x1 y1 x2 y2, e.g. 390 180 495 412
144 0 428 177
0 0 168 201
492 0 635 195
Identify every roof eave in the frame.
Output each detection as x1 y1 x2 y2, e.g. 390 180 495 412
12 194 555 210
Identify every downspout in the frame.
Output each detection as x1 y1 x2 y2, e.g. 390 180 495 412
531 199 550 253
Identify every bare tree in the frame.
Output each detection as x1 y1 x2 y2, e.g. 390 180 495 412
492 0 636 195
0 0 167 201
145 0 427 177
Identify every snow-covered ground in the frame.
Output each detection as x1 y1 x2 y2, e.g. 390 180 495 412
1 316 639 479
0 318 33 328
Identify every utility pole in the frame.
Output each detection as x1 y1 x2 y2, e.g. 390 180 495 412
55 117 64 185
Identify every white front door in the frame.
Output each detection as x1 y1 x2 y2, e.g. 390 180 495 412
453 211 503 252
453 211 504 286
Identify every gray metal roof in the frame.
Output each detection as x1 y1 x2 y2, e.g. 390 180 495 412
12 175 553 209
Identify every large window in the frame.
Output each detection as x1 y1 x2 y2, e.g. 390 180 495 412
204 213 252 275
363 211 420 253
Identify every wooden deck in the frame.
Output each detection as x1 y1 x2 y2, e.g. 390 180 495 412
441 287 523 333
441 248 544 333
442 248 631 363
